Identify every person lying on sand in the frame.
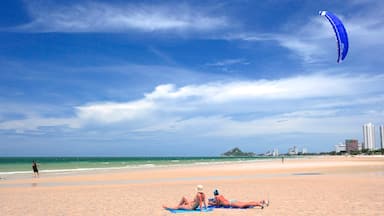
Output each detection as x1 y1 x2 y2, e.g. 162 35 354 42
163 185 207 211
208 189 269 209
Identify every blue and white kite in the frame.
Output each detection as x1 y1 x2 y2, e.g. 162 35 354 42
319 11 349 63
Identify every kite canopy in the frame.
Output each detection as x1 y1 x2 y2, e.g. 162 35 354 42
319 11 349 63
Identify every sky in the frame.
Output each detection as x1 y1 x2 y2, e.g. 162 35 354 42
0 0 383 156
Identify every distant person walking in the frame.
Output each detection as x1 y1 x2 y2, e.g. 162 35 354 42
32 160 39 178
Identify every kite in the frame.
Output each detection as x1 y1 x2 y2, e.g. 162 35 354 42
319 11 349 63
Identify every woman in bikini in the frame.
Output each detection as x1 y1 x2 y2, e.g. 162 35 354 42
163 185 207 211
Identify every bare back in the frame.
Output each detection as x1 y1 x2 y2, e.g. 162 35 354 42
215 195 231 206
192 192 206 209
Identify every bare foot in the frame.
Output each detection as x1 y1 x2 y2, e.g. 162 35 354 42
265 200 270 207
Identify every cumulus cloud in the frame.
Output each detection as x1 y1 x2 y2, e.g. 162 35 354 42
73 73 384 130
76 100 155 123
0 73 383 136
16 2 228 32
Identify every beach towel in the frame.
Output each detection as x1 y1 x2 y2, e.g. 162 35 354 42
208 205 255 209
164 207 214 213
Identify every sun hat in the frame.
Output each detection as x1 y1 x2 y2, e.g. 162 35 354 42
196 184 204 192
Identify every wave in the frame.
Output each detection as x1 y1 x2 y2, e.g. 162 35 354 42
0 163 160 176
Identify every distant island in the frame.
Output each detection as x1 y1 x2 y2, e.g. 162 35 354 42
221 147 256 157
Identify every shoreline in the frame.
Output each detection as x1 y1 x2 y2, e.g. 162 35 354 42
0 155 300 179
2 154 382 176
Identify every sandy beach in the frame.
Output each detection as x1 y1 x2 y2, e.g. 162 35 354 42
1 156 383 215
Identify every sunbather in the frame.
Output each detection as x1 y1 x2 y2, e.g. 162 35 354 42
163 185 207 211
208 189 269 209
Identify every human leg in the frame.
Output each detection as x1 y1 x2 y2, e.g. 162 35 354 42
178 196 190 206
231 201 263 208
163 196 192 210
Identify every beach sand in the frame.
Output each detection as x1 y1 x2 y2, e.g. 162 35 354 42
1 156 383 215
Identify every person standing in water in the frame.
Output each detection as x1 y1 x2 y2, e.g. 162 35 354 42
32 160 39 178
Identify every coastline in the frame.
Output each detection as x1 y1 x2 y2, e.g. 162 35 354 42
1 156 383 215
0 156 276 171
0 156 295 180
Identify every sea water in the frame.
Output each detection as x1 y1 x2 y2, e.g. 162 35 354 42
0 156 278 176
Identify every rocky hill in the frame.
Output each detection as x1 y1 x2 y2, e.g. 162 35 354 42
222 147 255 157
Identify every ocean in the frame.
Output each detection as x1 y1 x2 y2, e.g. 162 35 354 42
0 156 278 176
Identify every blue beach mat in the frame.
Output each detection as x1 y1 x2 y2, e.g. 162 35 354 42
208 205 255 209
165 207 214 213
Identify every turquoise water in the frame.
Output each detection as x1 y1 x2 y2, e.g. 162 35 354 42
0 157 277 175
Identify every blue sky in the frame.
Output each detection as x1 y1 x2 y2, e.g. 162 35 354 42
0 0 383 156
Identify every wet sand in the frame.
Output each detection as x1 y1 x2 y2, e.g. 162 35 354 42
1 156 383 215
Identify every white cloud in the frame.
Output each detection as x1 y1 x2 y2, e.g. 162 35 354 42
17 2 228 32
1 73 383 135
348 16 384 46
270 18 335 64
221 17 336 64
133 111 372 138
72 73 384 131
0 116 80 132
143 74 381 102
206 58 249 67
76 100 155 123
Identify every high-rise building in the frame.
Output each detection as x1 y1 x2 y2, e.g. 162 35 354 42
363 123 375 150
345 139 358 153
273 148 279 157
380 125 384 150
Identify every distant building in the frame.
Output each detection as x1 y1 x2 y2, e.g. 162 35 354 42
380 125 384 150
363 123 375 150
273 148 279 157
335 143 346 153
265 149 279 157
301 148 307 154
288 146 298 155
345 139 358 153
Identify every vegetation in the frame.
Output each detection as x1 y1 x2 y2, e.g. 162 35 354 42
322 149 383 156
221 147 256 157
